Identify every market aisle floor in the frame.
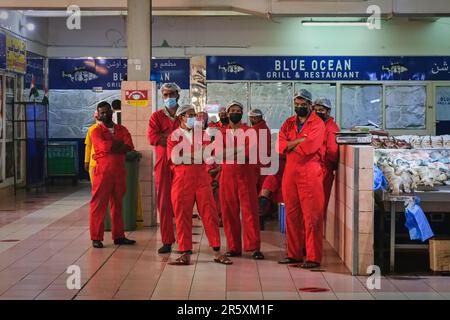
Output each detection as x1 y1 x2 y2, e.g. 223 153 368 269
0 184 449 300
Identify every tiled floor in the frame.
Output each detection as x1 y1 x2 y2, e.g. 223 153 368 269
0 184 449 300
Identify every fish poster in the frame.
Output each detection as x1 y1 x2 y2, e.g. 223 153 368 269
206 56 450 81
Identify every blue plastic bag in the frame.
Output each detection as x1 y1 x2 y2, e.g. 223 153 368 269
404 197 434 242
373 165 388 191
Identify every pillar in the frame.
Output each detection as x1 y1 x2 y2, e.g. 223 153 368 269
121 0 156 227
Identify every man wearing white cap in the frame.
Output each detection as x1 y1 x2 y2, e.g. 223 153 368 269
248 108 271 230
166 105 232 265
147 82 181 254
313 98 340 226
217 101 264 260
277 89 326 268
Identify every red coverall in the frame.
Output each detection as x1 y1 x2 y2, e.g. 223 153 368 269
321 117 340 219
148 109 180 246
277 112 326 263
251 120 271 193
167 128 221 252
89 123 134 241
261 155 286 204
217 124 260 253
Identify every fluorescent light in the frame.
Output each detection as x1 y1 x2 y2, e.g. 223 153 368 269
302 21 368 27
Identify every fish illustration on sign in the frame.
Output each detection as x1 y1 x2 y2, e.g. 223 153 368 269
62 67 99 83
218 62 245 74
381 62 408 74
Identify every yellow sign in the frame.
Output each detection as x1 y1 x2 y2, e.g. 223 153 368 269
6 34 26 74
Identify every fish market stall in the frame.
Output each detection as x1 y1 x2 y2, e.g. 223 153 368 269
326 138 450 275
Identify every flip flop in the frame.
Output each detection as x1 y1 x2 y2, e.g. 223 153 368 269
214 254 233 265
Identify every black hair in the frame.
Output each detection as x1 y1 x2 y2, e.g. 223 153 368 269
97 101 111 111
111 99 121 110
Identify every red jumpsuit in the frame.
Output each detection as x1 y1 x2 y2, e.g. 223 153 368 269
277 112 326 263
321 117 340 219
217 124 260 253
261 155 286 204
148 109 180 246
167 128 221 252
89 123 134 241
251 120 271 193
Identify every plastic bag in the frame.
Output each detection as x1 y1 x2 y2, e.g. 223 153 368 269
404 197 434 242
126 150 142 161
373 165 388 191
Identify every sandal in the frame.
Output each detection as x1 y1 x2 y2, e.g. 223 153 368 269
300 261 320 269
214 254 233 265
168 253 191 265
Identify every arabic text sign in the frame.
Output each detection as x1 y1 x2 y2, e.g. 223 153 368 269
124 89 149 107
6 34 26 74
151 59 190 89
206 56 450 81
49 58 191 90
49 58 127 90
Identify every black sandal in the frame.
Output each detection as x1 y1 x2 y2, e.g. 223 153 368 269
252 251 265 260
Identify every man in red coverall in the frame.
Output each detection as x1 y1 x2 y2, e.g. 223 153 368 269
258 154 286 228
277 89 326 268
148 82 181 254
248 108 271 230
313 98 340 228
217 101 264 260
89 101 136 249
166 104 232 266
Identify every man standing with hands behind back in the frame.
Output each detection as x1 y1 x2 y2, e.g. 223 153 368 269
148 83 181 254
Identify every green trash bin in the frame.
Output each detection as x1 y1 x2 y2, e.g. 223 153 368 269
105 151 142 231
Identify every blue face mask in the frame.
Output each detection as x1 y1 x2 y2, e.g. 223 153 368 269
164 98 178 109
186 117 196 129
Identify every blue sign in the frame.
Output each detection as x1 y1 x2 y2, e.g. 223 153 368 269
49 58 190 90
207 56 450 81
0 31 6 70
49 58 126 90
26 51 45 89
151 58 190 89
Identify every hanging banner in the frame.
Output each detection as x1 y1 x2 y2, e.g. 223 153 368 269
0 31 6 70
49 58 190 90
6 34 26 74
207 56 450 81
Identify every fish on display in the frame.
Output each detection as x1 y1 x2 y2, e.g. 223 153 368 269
381 62 408 74
62 67 99 83
218 62 245 74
